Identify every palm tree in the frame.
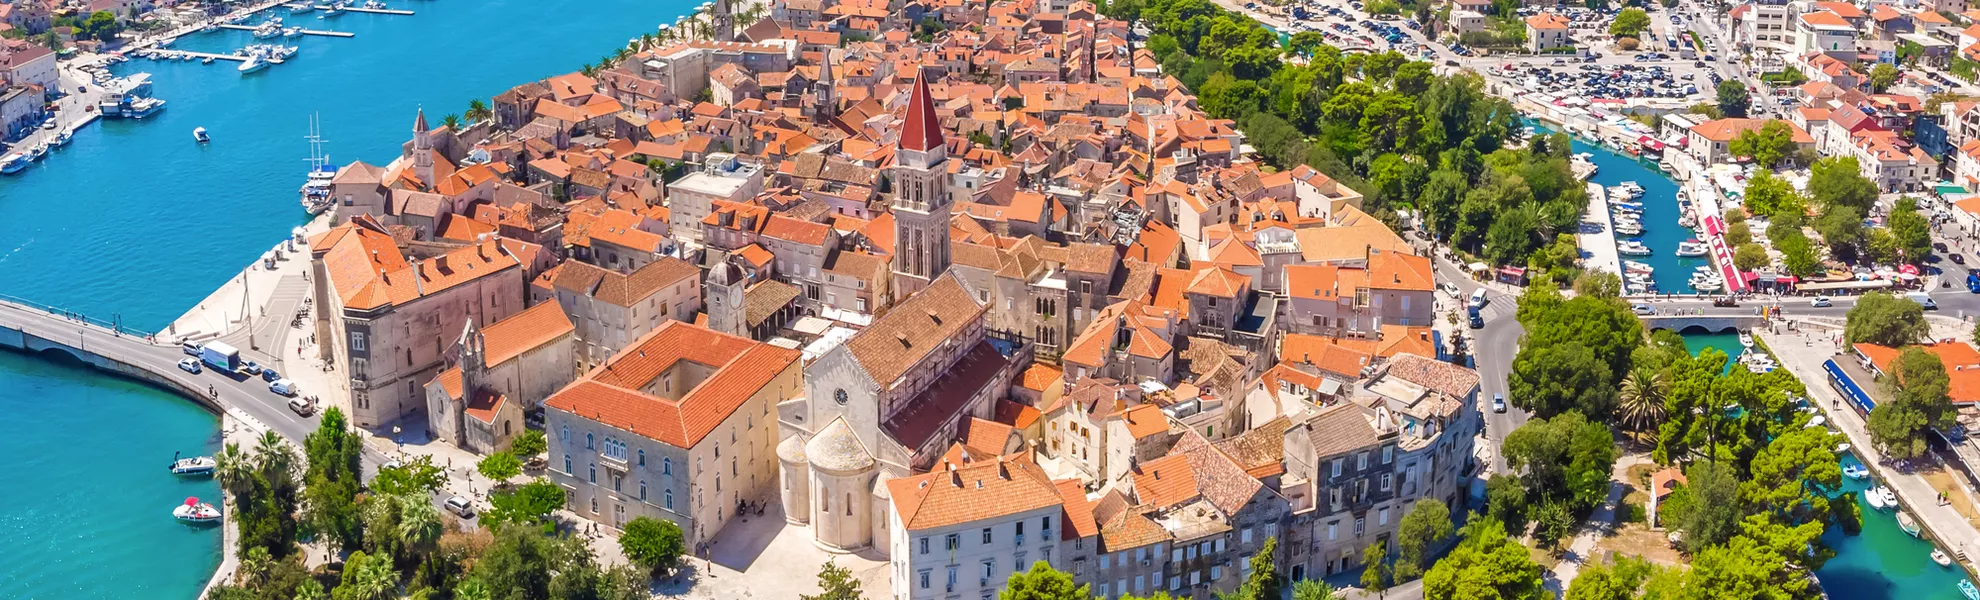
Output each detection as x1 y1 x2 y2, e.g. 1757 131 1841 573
396 494 443 559
465 99 490 123
453 578 491 600
442 114 461 130
214 442 251 499
254 430 295 487
293 580 328 600
237 545 273 588
1617 367 1669 441
342 552 399 600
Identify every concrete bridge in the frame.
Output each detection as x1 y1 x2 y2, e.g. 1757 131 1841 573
0 296 324 444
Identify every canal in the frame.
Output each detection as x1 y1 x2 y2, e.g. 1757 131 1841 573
1533 121 1708 293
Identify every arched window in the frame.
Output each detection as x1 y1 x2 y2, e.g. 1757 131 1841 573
589 464 596 483
586 433 594 450
640 481 647 501
663 457 672 476
563 456 572 474
665 490 674 510
560 425 569 442
638 449 646 466
845 493 853 516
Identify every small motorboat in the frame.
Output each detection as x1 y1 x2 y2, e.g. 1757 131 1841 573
1877 485 1898 510
1843 463 1870 480
1618 241 1652 256
1899 511 1923 537
1960 578 1978 600
1615 221 1644 236
1865 487 1890 510
51 129 69 147
1739 332 1755 348
169 452 216 476
1806 415 1826 429
1839 443 1852 454
1676 240 1709 257
174 497 221 524
1934 548 1954 567
1624 260 1653 273
193 127 210 144
0 153 27 174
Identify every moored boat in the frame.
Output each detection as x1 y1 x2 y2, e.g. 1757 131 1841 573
1877 485 1898 510
169 452 216 476
173 497 221 524
238 54 268 74
1618 241 1652 256
1899 511 1922 537
1676 240 1709 257
1866 486 1890 510
0 153 28 174
1960 578 1978 600
1934 548 1954 567
1842 464 1870 480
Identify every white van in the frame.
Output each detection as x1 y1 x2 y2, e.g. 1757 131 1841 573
1469 288 1489 310
1907 292 1938 310
269 379 297 396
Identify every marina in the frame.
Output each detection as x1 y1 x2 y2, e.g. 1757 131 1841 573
0 0 700 596
216 23 355 38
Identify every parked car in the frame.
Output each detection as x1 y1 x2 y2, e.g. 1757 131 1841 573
261 368 281 382
177 358 202 374
241 360 263 376
445 496 476 518
288 396 314 417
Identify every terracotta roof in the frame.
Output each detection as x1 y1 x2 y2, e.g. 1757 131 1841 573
1279 334 1375 377
1855 342 1980 403
1019 363 1063 391
1526 13 1571 29
545 321 800 448
1131 453 1199 509
546 257 700 308
886 457 1062 530
1122 404 1168 440
1383 353 1480 400
761 215 834 246
1054 479 1099 540
901 73 945 152
844 272 984 385
479 301 575 367
1186 266 1247 298
1215 417 1289 478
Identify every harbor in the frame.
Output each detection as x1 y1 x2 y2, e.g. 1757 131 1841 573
0 0 701 596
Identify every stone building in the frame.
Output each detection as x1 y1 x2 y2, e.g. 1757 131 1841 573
544 321 802 542
424 301 577 453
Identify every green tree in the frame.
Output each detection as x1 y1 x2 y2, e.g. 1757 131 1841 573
334 551 399 600
478 451 523 484
81 11 120 41
802 560 863 600
1395 499 1454 581
1870 347 1956 459
473 528 553 600
1359 540 1390 595
1573 271 1622 299
999 561 1090 600
1292 579 1338 600
1729 122 1801 170
1733 243 1769 271
370 455 445 497
483 478 567 530
1504 411 1618 511
1641 535 1809 599
1510 342 1619 418
1809 156 1880 214
1844 292 1928 346
619 516 686 576
1566 555 1659 600
465 99 492 123
1871 63 1901 92
509 429 547 456
1716 80 1750 118
1674 461 1741 552
1616 367 1669 441
1891 197 1933 262
1608 8 1650 38
1422 517 1545 600
1726 221 1753 246
304 407 365 553
1485 474 1530 532
1741 170 1804 217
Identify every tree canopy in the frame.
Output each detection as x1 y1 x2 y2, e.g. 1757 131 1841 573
619 516 686 576
1421 517 1546 600
1870 346 1955 459
1844 292 1928 346
1609 8 1650 38
1716 81 1750 118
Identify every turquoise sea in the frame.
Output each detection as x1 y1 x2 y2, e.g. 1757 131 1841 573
0 0 693 597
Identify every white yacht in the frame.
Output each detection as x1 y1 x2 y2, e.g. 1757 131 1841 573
1618 241 1652 256
1624 260 1653 273
238 53 268 74
1739 332 1755 348
1615 222 1643 236
1690 277 1724 293
174 499 222 524
1676 240 1709 257
1866 486 1890 510
192 127 210 143
169 453 216 476
1876 485 1898 510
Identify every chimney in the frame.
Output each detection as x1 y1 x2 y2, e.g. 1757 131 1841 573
997 456 1011 480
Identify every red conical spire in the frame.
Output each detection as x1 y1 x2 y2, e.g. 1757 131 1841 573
900 72 943 153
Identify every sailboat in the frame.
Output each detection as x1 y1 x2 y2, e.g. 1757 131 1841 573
300 113 337 214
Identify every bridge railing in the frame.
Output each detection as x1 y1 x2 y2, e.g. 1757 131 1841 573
0 293 161 340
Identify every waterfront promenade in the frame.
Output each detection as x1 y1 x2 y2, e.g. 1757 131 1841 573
1581 182 1622 278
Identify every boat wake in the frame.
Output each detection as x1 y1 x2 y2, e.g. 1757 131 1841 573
0 237 34 264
